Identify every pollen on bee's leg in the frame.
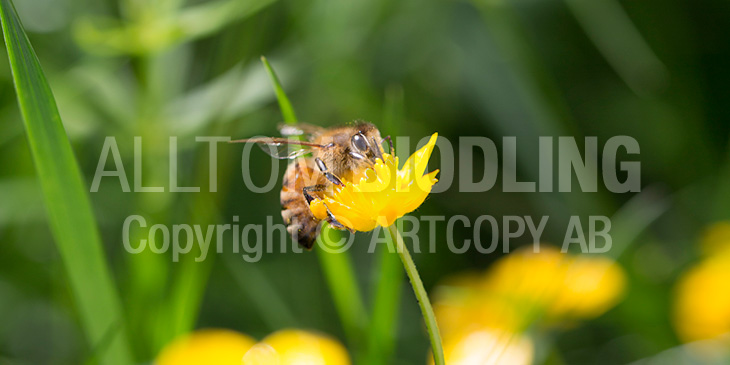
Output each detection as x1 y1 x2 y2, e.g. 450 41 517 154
308 199 328 221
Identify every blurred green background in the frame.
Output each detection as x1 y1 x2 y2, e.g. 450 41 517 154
1 0 730 363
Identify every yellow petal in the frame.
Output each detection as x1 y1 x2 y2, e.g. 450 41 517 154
674 255 730 342
402 133 437 191
259 329 351 365
433 328 534 365
156 329 256 365
242 343 280 365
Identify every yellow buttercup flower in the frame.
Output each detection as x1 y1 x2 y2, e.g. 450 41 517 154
155 329 256 365
243 343 280 364
432 272 526 338
310 133 439 232
483 246 627 323
157 329 350 365
549 254 626 320
431 329 534 365
431 276 534 365
429 247 627 365
674 253 730 343
483 247 566 317
672 224 730 358
432 245 627 345
243 329 351 365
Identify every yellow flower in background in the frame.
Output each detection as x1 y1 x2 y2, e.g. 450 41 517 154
243 343 281 365
483 247 566 316
547 253 627 320
243 329 351 365
485 246 627 322
156 329 256 365
430 246 626 365
156 329 350 365
430 329 534 365
673 221 730 347
432 272 526 338
310 133 439 231
674 253 730 343
432 246 627 346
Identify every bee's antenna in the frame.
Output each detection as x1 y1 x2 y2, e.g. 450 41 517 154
227 138 325 148
383 136 394 154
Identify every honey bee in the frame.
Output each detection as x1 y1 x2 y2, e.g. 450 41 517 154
232 122 392 249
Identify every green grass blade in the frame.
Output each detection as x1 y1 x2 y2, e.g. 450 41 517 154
177 0 279 41
0 1 133 364
260 56 298 123
606 187 669 259
261 56 368 352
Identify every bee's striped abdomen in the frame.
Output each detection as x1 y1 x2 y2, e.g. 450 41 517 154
280 158 322 249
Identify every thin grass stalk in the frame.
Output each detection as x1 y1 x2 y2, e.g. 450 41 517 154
261 56 368 351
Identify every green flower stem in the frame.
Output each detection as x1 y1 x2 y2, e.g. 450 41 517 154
386 222 444 365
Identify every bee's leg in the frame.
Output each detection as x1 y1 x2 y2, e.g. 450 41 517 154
383 135 394 154
314 157 344 186
302 184 327 205
324 205 346 230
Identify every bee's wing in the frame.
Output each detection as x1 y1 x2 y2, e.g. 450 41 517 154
278 123 326 139
229 137 326 160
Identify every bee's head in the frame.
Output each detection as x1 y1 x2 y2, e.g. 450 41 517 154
316 122 385 180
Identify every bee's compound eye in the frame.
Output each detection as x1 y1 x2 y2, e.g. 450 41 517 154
351 133 369 152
